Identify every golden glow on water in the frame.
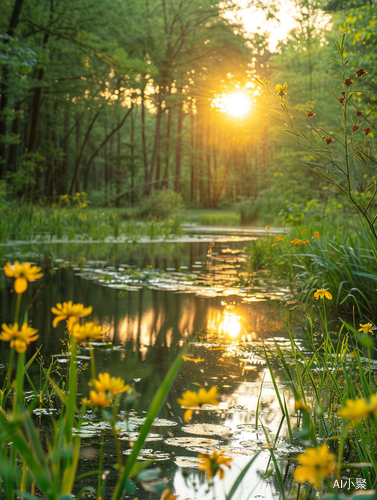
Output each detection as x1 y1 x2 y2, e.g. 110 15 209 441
219 311 241 338
212 91 251 117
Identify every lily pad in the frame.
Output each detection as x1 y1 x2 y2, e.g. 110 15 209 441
175 456 205 468
165 437 219 449
182 423 232 438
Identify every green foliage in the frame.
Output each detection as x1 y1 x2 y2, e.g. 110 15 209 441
137 188 183 220
247 221 377 316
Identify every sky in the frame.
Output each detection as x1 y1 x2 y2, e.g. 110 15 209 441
229 0 298 52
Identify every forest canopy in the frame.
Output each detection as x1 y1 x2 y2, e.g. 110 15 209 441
0 0 376 216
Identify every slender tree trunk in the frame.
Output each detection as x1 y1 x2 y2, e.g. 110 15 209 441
74 119 81 193
69 111 100 195
104 115 109 197
163 109 171 189
60 108 70 194
205 117 211 207
115 129 121 208
174 104 182 193
212 140 218 208
155 152 161 189
9 102 20 172
141 88 149 187
83 107 131 192
0 0 25 177
146 95 163 194
130 108 135 206
27 30 50 153
190 111 195 204
196 110 205 205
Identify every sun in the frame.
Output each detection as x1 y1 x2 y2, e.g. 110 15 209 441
212 91 251 117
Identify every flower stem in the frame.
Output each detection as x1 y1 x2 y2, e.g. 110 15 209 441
65 336 78 442
5 346 15 390
89 343 96 385
14 293 22 325
13 350 25 413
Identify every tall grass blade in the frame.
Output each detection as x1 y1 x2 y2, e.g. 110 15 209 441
111 343 188 500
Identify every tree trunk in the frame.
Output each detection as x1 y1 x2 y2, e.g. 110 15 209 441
0 0 25 177
163 108 171 189
115 129 121 208
69 111 100 195
174 104 182 193
9 102 20 172
27 29 50 153
141 88 149 187
205 117 211 207
146 96 163 194
190 111 195 204
83 107 131 192
130 107 135 206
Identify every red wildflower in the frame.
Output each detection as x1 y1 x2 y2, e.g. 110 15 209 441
356 110 363 118
351 126 359 133
306 111 315 118
324 137 334 145
341 92 345 97
339 98 344 104
363 127 372 136
343 78 353 87
356 68 368 77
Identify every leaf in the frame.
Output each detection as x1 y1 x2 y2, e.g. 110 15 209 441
332 67 343 76
123 479 136 494
15 493 41 500
141 479 168 492
284 129 303 139
137 467 161 482
76 487 97 500
129 460 154 478
357 334 374 348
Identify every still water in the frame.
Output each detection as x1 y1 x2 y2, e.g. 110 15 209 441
0 238 303 500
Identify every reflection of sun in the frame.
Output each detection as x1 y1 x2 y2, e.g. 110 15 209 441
220 312 241 338
212 91 251 117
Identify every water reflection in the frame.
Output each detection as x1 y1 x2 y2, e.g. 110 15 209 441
0 239 301 499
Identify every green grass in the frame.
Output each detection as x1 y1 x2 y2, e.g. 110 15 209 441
0 206 183 242
183 209 241 226
246 221 377 316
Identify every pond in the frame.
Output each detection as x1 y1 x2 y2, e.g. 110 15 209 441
0 236 304 500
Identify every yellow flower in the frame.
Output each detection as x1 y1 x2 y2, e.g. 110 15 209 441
302 229 307 235
359 323 373 335
275 83 288 98
314 289 332 300
0 323 39 353
265 225 270 230
198 450 233 480
313 231 320 239
295 399 311 412
293 444 335 489
160 489 179 500
275 236 284 241
4 261 43 294
51 301 92 330
71 322 107 341
177 386 219 423
82 390 112 408
271 243 277 248
339 398 373 426
94 373 130 396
